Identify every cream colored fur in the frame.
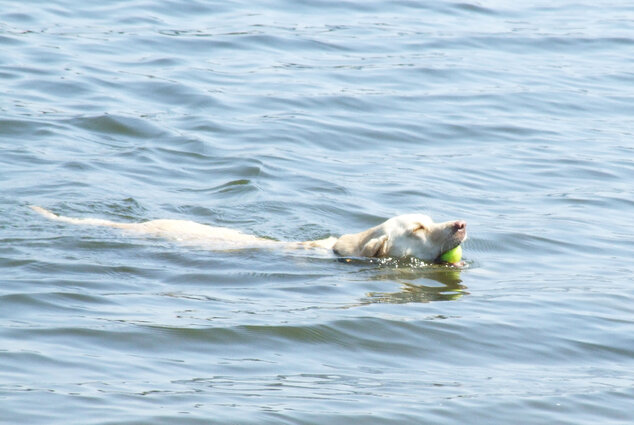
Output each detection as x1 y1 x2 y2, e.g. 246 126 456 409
31 206 466 261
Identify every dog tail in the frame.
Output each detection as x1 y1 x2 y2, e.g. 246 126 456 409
30 206 133 229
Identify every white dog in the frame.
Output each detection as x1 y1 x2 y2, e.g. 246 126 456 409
31 206 466 263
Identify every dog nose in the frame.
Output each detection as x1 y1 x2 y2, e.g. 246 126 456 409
453 220 466 231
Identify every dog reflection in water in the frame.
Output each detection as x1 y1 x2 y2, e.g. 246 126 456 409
357 261 467 305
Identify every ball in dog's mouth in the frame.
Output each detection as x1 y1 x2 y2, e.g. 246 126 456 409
438 245 462 265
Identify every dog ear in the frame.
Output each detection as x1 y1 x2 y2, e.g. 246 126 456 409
407 222 426 234
360 235 388 257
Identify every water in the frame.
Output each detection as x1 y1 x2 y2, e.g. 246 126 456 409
1 1 633 424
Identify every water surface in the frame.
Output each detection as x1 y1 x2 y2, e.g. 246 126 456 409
1 1 633 424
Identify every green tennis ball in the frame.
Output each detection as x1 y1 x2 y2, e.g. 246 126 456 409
440 245 462 263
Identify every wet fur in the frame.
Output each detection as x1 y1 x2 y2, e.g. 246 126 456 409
31 207 466 261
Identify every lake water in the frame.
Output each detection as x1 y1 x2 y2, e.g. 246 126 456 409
1 1 633 424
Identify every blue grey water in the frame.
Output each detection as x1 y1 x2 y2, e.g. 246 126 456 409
1 1 633 424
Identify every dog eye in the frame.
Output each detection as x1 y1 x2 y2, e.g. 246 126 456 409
413 224 426 233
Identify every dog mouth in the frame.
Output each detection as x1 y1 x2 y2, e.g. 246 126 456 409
446 239 463 252
446 224 467 249
434 222 467 264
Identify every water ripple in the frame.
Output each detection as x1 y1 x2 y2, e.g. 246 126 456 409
3 0 634 424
